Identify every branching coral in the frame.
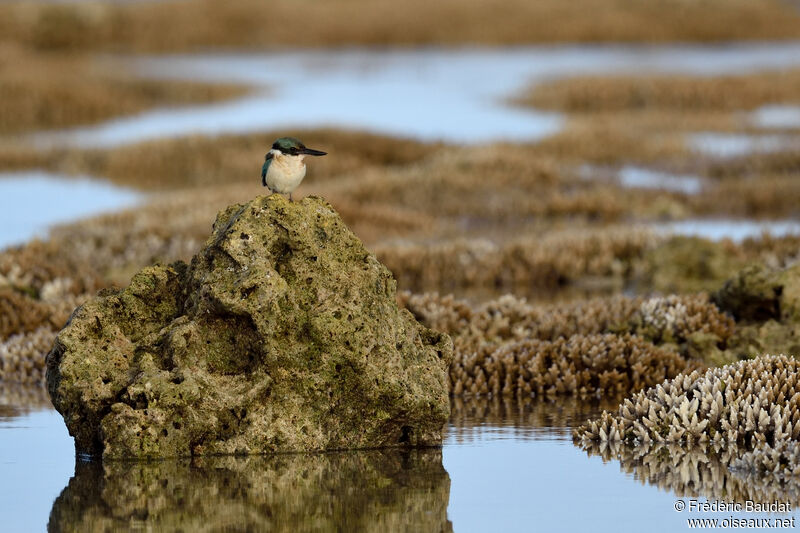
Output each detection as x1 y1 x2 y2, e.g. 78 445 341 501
630 294 735 346
402 291 729 376
450 333 697 398
575 354 800 446
0 239 102 297
0 288 87 340
380 227 660 292
0 326 57 385
400 292 644 344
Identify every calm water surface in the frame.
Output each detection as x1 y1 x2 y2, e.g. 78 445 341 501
0 171 140 250
1 392 796 532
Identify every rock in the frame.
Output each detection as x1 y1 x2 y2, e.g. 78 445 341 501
712 263 800 358
644 236 743 293
713 263 800 323
46 195 452 459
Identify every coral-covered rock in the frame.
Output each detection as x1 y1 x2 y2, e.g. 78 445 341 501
46 195 452 459
713 264 800 358
714 263 800 322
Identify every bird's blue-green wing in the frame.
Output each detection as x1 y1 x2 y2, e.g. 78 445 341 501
261 153 273 186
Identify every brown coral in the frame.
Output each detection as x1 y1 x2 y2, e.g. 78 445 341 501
629 294 736 353
0 326 57 385
0 288 87 340
379 227 660 292
449 333 697 398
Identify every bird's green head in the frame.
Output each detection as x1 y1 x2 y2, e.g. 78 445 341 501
272 137 327 157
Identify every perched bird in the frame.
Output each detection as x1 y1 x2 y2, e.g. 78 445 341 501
261 137 327 201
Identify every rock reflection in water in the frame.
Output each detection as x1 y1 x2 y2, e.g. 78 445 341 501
578 441 800 506
48 449 452 532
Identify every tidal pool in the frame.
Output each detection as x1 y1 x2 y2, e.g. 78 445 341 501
752 105 800 129
657 219 800 242
688 132 800 158
0 171 141 251
1 392 797 532
580 165 705 194
31 42 800 147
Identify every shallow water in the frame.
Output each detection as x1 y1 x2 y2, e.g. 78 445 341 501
688 132 800 158
617 166 704 195
580 165 705 194
657 219 800 242
31 42 800 147
1 393 797 532
752 105 800 129
0 171 140 250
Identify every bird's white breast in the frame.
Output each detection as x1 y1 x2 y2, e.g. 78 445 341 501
265 150 307 193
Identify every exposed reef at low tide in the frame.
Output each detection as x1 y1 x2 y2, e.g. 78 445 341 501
402 292 737 397
575 354 800 446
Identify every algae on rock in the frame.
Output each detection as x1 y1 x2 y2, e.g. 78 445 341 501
46 195 452 459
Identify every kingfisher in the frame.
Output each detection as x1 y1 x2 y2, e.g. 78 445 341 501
261 137 327 201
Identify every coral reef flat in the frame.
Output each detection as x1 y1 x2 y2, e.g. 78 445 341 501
0 45 247 135
2 0 799 52
3 2 800 524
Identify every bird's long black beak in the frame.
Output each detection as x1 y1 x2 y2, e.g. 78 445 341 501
300 147 327 156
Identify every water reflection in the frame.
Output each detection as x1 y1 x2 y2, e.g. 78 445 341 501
578 441 800 507
449 395 620 442
1 392 797 531
0 383 52 419
48 449 452 533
